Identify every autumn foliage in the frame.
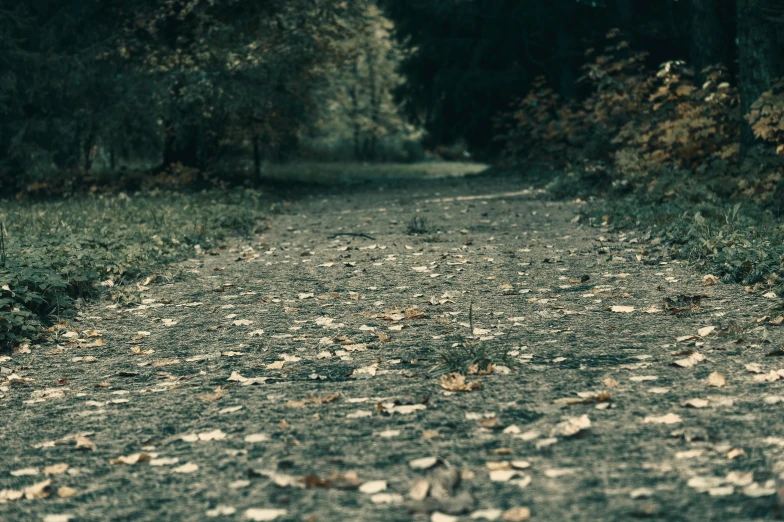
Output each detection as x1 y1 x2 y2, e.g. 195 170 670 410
499 31 784 203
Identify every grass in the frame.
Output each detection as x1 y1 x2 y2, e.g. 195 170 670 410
0 188 273 351
407 215 430 235
505 164 784 299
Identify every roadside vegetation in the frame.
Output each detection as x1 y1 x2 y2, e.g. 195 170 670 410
0 189 271 351
496 31 784 300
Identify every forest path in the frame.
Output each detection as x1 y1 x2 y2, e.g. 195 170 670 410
3 174 784 521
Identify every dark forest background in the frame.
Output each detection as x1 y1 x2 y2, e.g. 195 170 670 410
1 0 784 197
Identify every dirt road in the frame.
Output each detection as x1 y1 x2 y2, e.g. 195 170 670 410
3 174 783 521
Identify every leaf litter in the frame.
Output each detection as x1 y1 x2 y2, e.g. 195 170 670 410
3 176 784 521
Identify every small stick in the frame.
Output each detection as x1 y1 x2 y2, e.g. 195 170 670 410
327 232 376 240
469 301 474 332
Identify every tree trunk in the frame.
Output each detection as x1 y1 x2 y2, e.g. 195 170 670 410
83 128 97 172
555 12 576 99
736 0 784 161
610 0 635 44
252 130 261 179
161 123 200 170
689 0 732 82
350 59 363 161
367 50 380 161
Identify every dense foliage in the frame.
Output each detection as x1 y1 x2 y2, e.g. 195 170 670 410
0 0 416 194
495 25 784 296
0 189 271 350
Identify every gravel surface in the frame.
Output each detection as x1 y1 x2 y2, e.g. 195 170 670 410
3 174 784 521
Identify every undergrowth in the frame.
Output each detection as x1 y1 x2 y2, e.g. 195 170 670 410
524 166 784 299
0 188 272 351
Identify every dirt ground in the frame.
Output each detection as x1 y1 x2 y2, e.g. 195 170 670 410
3 173 784 522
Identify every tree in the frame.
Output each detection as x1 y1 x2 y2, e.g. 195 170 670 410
736 0 784 160
307 2 419 162
689 0 734 83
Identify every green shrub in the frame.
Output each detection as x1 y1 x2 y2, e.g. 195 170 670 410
0 188 272 351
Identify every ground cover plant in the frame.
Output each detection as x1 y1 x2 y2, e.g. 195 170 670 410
0 189 271 351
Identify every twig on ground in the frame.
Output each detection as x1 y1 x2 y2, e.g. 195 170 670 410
327 232 376 240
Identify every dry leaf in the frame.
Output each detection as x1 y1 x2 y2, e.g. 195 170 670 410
726 447 745 459
10 468 38 477
408 479 430 501
244 508 288 521
610 305 635 313
24 479 52 500
110 452 152 465
57 486 78 498
642 413 682 425
359 480 387 494
706 371 727 387
440 372 481 392
702 275 719 286
673 353 705 368
409 456 439 470
171 462 199 474
552 414 591 437
43 463 69 475
697 326 716 337
502 506 532 521
681 398 709 408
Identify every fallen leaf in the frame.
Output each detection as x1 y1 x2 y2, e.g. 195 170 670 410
149 457 179 466
726 447 745 459
432 513 458 522
43 463 69 475
206 505 237 517
57 486 78 498
673 353 705 368
369 493 404 504
707 371 727 387
408 479 430 501
681 398 709 408
244 508 288 521
471 508 503 520
551 414 591 437
697 326 716 337
642 413 682 425
743 482 777 497
171 462 199 474
359 480 387 494
440 373 481 392
702 275 719 286
610 305 635 313
502 507 531 521
409 456 439 470
10 467 38 477
110 453 152 465
24 479 52 500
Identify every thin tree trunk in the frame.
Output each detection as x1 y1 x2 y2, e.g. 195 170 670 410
736 0 784 161
83 128 97 172
350 59 363 160
610 0 635 44
367 50 380 161
252 130 261 179
555 16 576 99
689 0 731 82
